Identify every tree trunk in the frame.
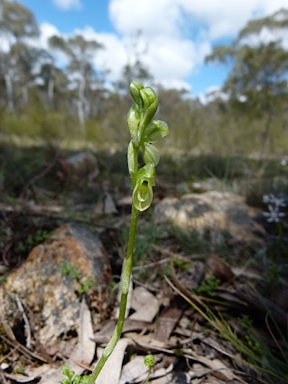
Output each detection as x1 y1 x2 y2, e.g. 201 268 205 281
22 84 29 106
77 75 86 133
4 73 15 112
48 78 54 105
260 104 273 159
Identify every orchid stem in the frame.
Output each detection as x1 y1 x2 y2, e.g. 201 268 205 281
87 81 168 384
88 204 139 384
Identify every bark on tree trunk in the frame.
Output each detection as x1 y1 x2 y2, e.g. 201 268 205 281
77 75 86 133
48 78 54 107
4 73 15 112
22 84 29 106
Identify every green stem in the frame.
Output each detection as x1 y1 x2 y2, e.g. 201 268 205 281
88 204 139 384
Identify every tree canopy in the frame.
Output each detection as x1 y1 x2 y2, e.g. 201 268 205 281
0 1 287 156
206 9 288 155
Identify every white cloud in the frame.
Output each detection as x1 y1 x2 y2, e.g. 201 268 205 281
74 26 127 81
38 23 69 66
160 78 192 92
109 0 288 40
240 25 288 50
181 0 288 39
182 0 288 39
199 85 229 104
144 37 210 89
39 22 61 49
37 0 288 95
107 0 216 89
72 26 211 90
109 0 182 38
53 0 82 11
107 0 288 93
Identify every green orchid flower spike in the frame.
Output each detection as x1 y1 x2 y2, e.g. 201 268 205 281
87 82 168 384
127 81 169 210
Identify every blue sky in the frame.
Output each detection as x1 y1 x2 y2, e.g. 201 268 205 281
18 0 288 100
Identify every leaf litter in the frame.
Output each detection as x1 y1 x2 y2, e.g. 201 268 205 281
0 154 288 384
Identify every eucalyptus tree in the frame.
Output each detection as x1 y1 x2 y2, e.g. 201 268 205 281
10 42 49 108
48 34 103 132
37 59 69 110
0 0 39 111
206 8 288 155
118 59 153 92
117 31 153 92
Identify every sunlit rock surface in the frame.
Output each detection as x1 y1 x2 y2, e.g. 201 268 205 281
154 191 266 245
3 224 110 345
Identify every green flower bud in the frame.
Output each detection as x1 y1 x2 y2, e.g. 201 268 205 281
140 87 157 110
139 101 158 139
143 142 160 166
144 354 155 370
130 81 144 106
132 164 156 211
127 103 141 145
143 120 169 143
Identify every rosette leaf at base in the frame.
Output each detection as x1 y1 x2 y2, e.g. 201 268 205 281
132 163 156 211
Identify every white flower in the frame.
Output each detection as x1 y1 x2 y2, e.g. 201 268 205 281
280 157 288 166
262 193 286 223
263 194 286 207
262 194 270 204
263 205 286 223
273 197 286 208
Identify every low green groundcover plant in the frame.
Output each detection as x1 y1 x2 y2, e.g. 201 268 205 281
61 81 168 384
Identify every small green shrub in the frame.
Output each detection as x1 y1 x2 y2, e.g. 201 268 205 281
61 365 89 384
18 230 51 253
197 274 220 297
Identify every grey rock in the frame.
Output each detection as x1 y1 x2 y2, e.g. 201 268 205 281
154 191 266 245
3 224 110 345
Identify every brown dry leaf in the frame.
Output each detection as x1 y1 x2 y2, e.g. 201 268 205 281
93 318 154 347
94 319 117 343
145 363 174 381
9 364 55 383
214 286 250 308
104 192 118 214
1 372 43 383
190 362 214 379
129 286 160 322
119 355 149 384
183 350 235 381
189 376 231 384
154 305 182 343
96 338 129 384
117 195 133 208
44 338 77 358
113 276 133 319
39 298 95 383
202 336 236 358
129 332 174 354
206 254 235 282
209 359 236 381
153 372 189 384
